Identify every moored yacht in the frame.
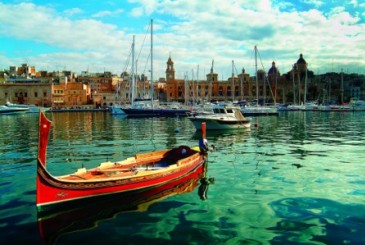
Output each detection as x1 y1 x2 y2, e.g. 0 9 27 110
0 105 29 114
5 101 49 113
189 104 251 130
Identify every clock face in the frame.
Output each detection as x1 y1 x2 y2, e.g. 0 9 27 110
168 74 173 78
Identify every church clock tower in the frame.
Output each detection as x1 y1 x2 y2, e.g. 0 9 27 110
166 55 175 82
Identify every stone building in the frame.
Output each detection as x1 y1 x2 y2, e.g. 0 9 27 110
0 64 52 106
78 71 122 107
0 81 52 106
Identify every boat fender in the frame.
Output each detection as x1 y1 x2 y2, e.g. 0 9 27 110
199 139 209 153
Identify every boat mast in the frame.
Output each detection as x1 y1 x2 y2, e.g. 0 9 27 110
210 59 214 102
298 69 301 104
184 72 188 106
241 67 244 101
131 35 135 107
255 45 258 107
150 19 154 108
304 66 307 104
232 60 234 102
292 64 296 105
197 64 199 104
341 68 344 103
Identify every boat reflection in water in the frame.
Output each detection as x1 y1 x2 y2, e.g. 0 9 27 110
38 161 212 245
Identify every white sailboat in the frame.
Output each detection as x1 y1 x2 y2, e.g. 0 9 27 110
240 46 278 116
121 19 189 117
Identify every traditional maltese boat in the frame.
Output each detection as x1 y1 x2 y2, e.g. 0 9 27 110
36 112 208 212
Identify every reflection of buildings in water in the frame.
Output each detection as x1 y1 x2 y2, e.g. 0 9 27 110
38 161 209 245
50 112 106 142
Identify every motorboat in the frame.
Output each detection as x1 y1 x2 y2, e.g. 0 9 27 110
5 101 49 113
0 105 29 114
188 104 251 130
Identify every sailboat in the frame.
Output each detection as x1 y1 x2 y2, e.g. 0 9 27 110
240 46 279 116
120 19 189 117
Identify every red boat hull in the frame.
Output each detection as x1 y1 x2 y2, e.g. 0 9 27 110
36 157 205 211
38 161 207 244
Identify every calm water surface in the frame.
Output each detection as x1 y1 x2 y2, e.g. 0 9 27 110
0 111 364 244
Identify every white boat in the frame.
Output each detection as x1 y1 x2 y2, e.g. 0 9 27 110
350 98 365 111
287 104 304 111
0 105 29 114
189 104 251 130
301 101 318 111
329 104 351 111
5 101 49 113
241 104 279 116
240 46 278 116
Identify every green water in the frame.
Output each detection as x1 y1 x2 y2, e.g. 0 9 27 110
0 111 364 244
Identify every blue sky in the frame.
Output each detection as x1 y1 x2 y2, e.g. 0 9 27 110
0 0 364 80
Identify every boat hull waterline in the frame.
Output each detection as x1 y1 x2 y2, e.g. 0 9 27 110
122 108 190 117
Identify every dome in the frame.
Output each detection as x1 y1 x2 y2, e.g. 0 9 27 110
297 54 306 64
268 61 280 75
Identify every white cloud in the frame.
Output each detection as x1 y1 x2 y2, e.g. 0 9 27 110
0 3 127 51
302 0 324 8
92 9 124 18
349 0 358 7
64 8 83 17
0 0 364 78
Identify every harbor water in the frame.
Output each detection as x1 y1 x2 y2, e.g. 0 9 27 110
0 111 364 244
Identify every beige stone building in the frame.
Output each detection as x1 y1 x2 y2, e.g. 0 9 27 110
78 72 122 106
0 80 52 106
52 81 89 108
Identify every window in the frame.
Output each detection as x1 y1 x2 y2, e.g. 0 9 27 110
43 92 47 97
35 92 38 97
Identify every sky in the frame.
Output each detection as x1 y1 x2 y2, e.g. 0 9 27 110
0 0 364 80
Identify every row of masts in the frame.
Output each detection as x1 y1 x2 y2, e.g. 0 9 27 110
124 22 347 106
119 19 154 108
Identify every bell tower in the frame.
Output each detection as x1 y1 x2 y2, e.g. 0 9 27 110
166 55 175 82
